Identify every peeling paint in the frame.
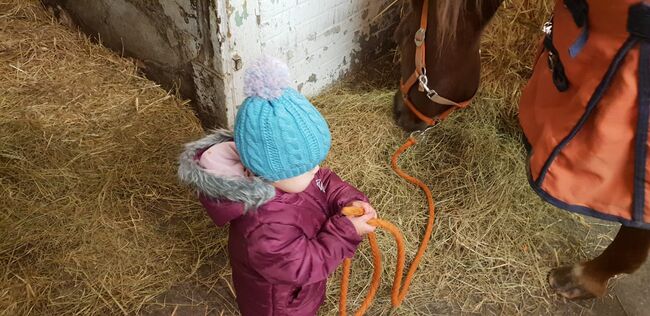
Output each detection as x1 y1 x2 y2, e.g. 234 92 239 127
225 1 234 38
234 0 249 27
225 1 233 17
323 25 341 36
46 0 400 130
221 0 400 121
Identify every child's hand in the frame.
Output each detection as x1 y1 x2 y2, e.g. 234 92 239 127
347 201 377 217
345 201 377 236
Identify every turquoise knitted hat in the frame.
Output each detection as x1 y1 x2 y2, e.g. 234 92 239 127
234 56 331 182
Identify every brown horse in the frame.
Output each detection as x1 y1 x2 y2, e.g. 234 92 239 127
393 0 650 300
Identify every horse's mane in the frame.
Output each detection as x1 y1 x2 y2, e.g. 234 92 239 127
435 0 483 44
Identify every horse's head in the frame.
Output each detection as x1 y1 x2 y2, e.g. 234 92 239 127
393 0 503 132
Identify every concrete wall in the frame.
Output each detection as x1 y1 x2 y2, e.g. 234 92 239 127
44 0 398 128
224 0 398 121
43 0 229 128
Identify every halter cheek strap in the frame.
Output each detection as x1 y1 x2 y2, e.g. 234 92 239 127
399 0 473 126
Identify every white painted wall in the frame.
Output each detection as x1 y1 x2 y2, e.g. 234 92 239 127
218 0 396 126
50 0 396 128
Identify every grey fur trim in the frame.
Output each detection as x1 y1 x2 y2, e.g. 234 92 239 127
178 129 276 210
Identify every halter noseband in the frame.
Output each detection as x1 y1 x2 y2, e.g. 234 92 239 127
399 0 473 126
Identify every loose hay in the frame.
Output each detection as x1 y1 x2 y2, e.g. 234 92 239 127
1 0 619 315
1 1 232 315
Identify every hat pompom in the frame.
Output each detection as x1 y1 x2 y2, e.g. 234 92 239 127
244 55 290 100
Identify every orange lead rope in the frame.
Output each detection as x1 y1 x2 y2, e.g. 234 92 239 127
339 207 405 316
339 0 474 310
339 137 436 315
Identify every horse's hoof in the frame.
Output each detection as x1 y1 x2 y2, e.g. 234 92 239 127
548 265 606 300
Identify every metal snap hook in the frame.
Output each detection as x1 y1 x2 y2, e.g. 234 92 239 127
417 73 429 93
426 89 439 100
408 123 438 140
542 21 553 36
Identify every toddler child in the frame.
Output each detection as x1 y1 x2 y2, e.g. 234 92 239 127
179 56 377 316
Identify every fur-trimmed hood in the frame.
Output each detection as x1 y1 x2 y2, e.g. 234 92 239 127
178 129 276 212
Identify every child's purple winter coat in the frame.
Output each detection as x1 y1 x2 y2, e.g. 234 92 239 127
179 130 367 316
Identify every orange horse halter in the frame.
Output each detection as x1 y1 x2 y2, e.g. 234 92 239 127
399 0 472 126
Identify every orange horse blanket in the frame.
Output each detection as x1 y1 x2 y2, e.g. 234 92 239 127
520 0 650 228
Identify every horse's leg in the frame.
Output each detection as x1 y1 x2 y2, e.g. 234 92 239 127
548 226 650 299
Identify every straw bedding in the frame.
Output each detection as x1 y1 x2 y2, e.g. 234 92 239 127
1 0 617 315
